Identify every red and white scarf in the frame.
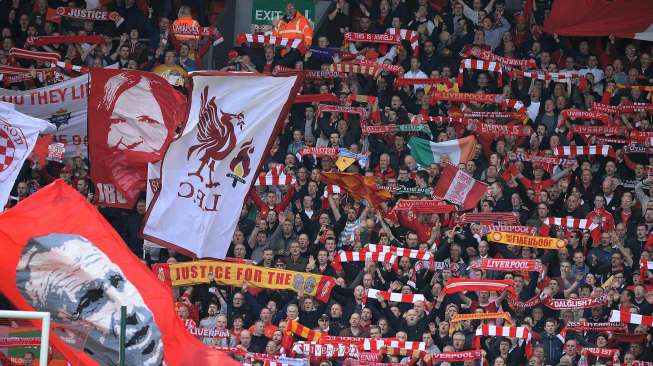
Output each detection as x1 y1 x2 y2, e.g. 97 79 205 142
510 69 582 81
332 251 396 267
414 260 446 272
296 147 338 159
460 212 519 225
411 115 477 125
610 309 653 326
581 347 620 360
474 325 531 350
365 243 432 261
362 288 425 306
47 6 124 26
385 28 419 55
255 171 296 186
0 337 41 347
640 259 653 279
463 46 537 68
452 110 526 120
472 121 531 137
344 31 400 45
25 35 105 47
542 217 598 231
470 258 544 273
329 63 381 78
426 350 484 363
478 225 536 236
558 109 610 128
458 58 503 86
553 145 615 158
274 65 345 79
52 61 89 73
293 93 340 104
430 92 525 113
292 341 359 358
508 293 544 309
362 338 425 352
395 77 455 89
8 47 60 64
558 321 626 341
543 294 608 310
569 125 625 136
443 278 516 298
316 103 368 120
354 59 403 74
185 319 231 338
391 199 456 214
236 33 304 52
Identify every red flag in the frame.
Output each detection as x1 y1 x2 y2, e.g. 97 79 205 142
320 172 393 208
0 180 239 366
543 0 653 41
433 164 488 210
88 68 186 208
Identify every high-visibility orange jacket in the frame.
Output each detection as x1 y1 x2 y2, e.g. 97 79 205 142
272 11 313 47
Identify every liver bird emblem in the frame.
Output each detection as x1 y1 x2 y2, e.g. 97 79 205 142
187 86 245 188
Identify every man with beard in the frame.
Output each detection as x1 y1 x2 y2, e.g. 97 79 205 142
16 234 164 366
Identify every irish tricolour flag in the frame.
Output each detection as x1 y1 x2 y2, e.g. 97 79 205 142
407 135 476 167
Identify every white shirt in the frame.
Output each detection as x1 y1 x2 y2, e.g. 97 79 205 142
404 69 428 90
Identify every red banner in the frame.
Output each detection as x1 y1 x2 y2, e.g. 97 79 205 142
88 69 185 208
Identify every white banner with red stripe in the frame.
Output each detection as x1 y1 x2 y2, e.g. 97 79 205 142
362 288 425 306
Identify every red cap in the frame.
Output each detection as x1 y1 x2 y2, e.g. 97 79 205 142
228 50 239 60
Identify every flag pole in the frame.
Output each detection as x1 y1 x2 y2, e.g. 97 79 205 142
119 306 126 366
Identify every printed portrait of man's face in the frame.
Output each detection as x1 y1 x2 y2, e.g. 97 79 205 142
16 234 164 366
105 74 168 153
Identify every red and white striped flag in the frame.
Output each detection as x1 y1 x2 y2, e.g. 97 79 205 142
433 164 488 210
8 47 60 64
236 33 305 53
609 310 653 327
553 145 615 158
363 289 425 306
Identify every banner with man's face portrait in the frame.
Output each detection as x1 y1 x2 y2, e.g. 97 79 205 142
0 180 240 366
88 69 186 208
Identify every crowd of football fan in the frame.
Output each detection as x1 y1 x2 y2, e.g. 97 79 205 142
3 0 653 365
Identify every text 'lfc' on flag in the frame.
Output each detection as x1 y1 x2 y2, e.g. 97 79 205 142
320 172 393 208
143 71 302 259
407 135 476 167
0 180 240 366
0 101 55 208
88 68 186 209
433 163 488 210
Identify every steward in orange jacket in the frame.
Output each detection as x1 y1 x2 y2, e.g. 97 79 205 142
272 2 313 47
